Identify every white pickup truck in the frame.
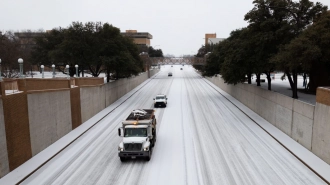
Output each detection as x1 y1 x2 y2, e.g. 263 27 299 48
153 94 167 108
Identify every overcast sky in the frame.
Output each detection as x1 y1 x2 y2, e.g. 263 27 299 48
0 0 329 57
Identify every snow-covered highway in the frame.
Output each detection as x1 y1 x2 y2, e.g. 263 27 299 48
17 66 326 184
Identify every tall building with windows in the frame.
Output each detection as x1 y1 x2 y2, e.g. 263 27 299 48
121 30 153 47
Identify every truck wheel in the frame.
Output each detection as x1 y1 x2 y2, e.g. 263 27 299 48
151 138 156 147
154 132 157 144
145 150 152 161
120 157 126 162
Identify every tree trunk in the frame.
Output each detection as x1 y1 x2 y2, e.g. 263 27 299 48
106 67 110 83
303 73 307 90
265 72 272 91
247 73 252 84
286 70 298 99
292 70 298 99
82 65 84 77
286 71 294 89
69 67 75 77
256 73 261 86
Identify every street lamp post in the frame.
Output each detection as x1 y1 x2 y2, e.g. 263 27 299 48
18 58 24 78
52 64 55 78
66 65 70 79
0 58 2 81
41 65 44 78
75 65 78 77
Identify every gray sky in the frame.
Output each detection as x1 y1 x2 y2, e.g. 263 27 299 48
0 0 328 57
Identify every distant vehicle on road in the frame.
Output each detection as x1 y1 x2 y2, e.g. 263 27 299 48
153 94 167 108
168 72 172 76
118 109 157 162
180 68 183 70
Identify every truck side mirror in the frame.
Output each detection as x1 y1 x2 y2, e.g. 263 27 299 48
153 98 155 100
118 128 123 137
147 127 152 137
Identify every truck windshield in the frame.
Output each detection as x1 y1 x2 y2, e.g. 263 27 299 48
125 128 147 137
156 96 164 100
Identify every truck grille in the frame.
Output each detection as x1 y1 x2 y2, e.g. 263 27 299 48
124 143 142 151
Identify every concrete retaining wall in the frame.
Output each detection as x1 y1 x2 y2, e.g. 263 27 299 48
206 76 330 164
105 71 156 107
292 100 314 150
312 103 330 164
0 98 9 178
80 85 106 123
27 90 72 156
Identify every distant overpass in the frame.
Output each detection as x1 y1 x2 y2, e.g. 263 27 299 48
149 57 205 65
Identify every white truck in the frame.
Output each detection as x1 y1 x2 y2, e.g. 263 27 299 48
153 94 167 108
118 109 157 162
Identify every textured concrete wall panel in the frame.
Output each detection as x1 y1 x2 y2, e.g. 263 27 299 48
254 96 276 125
105 73 150 107
75 78 103 86
254 87 264 97
246 84 255 94
293 100 314 120
276 93 293 110
80 85 106 123
312 103 330 164
0 98 9 178
292 112 313 150
263 89 277 103
245 90 255 111
275 105 293 136
28 90 72 156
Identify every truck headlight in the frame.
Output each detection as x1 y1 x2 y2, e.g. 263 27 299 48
143 147 149 151
118 147 123 151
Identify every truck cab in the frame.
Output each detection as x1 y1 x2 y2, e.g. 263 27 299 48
153 94 167 108
118 109 157 162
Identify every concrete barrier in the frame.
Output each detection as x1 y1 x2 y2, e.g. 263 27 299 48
27 90 72 156
275 94 293 136
292 100 314 150
312 102 330 164
80 85 106 123
0 98 9 178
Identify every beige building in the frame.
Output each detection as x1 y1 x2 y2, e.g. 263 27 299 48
204 33 216 46
205 33 225 45
121 30 153 47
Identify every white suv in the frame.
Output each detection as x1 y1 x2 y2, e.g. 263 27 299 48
153 94 167 108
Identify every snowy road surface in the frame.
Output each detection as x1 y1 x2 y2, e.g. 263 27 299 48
21 66 325 185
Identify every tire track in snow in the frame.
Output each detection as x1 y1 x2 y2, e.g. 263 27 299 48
184 75 211 185
185 73 237 184
180 78 188 185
